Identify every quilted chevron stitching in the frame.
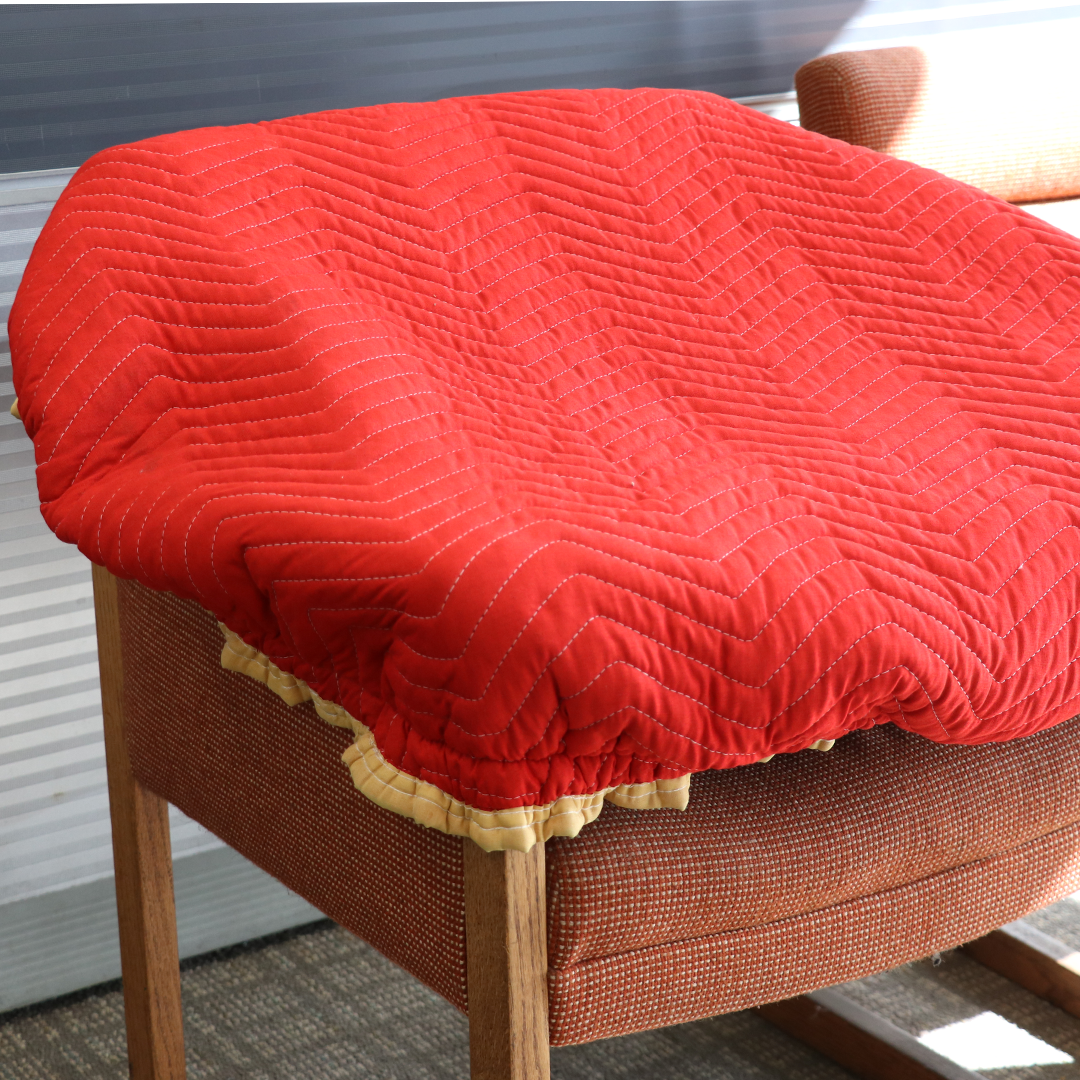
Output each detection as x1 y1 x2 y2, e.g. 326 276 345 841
12 87 1080 843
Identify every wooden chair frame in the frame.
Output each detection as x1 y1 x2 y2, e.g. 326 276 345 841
93 564 1080 1080
94 564 550 1080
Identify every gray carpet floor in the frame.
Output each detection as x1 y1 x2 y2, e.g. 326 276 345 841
6 896 1080 1079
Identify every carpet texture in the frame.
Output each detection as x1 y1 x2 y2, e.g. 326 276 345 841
8 901 1080 1079
0 922 846 1080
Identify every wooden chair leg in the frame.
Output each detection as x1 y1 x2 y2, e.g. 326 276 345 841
965 920 1080 1018
759 989 981 1080
94 565 187 1080
463 839 550 1080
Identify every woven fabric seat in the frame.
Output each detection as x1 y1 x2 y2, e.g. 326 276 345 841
115 576 1080 1046
795 43 1080 204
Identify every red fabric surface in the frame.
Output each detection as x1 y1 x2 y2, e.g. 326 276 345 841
12 88 1080 818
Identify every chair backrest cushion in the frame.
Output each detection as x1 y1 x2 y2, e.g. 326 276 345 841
796 44 1080 203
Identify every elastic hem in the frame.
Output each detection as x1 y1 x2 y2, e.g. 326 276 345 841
218 625 691 851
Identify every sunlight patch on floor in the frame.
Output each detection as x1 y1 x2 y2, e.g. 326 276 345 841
919 1011 1072 1070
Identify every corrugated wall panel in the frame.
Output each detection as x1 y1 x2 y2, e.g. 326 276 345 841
0 169 229 909
1 2 1075 175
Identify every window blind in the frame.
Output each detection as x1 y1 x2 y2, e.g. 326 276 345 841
0 171 319 1012
0 168 232 907
2 1 1075 176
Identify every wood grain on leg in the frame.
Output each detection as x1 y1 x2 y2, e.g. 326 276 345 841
94 564 187 1080
463 840 550 1080
965 920 1080 1018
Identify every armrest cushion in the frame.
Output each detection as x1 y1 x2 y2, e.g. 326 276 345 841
796 45 1080 203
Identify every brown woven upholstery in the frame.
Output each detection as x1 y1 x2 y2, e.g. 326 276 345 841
116 579 1080 1045
547 728 1080 1040
796 46 1080 203
550 823 1080 1042
548 719 1080 967
116 578 469 1012
796 46 928 160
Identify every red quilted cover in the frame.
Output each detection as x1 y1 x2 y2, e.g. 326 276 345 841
11 89 1080 842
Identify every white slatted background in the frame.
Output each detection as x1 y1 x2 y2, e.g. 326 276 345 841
0 172 319 1012
0 172 226 904
831 0 1080 51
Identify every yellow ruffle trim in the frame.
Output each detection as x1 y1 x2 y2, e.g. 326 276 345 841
9 400 21 420
755 737 835 764
218 626 691 851
218 627 836 849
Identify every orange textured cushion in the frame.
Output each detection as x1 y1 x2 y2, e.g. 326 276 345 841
549 821 1080 1042
116 579 1080 1043
547 715 1080 969
796 46 1080 203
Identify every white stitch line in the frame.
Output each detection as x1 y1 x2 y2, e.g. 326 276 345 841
16 86 1080 807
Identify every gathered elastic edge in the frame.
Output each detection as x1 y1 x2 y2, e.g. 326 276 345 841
218 625 694 851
